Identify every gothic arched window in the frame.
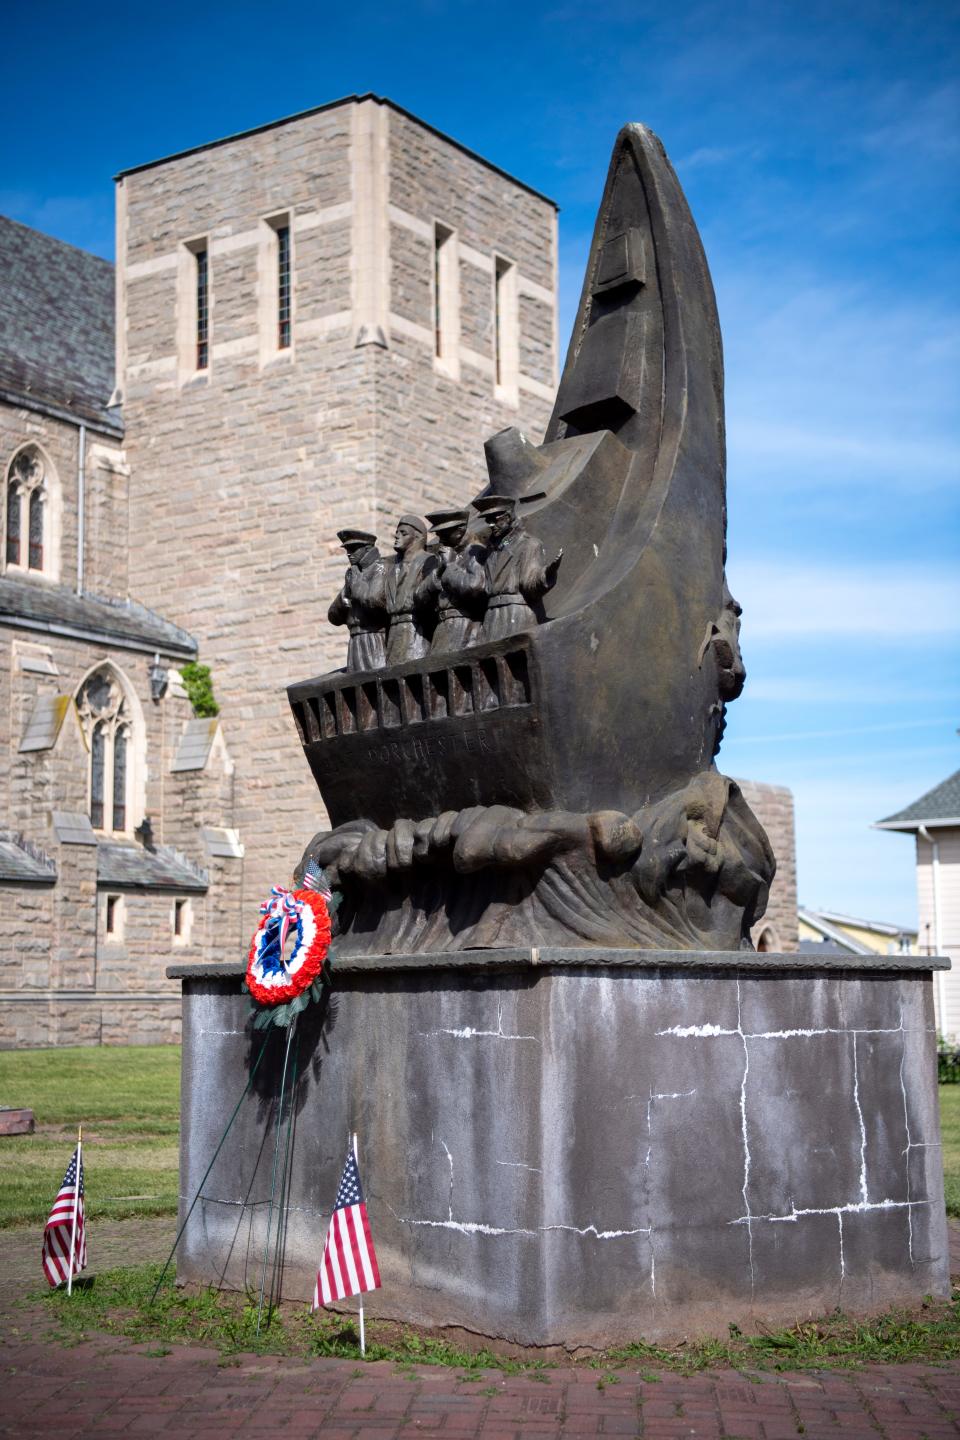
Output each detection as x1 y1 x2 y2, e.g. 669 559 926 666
77 669 133 833
4 445 56 577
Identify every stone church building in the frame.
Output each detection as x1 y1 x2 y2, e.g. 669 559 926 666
1 94 796 1047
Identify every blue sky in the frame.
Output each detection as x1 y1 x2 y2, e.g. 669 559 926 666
3 0 958 927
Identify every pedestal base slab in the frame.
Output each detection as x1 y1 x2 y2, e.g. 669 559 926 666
170 949 949 1348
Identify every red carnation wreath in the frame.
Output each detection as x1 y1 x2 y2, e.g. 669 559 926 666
245 881 333 1026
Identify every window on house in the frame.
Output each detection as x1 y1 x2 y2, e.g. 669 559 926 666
432 223 460 379
28 488 43 570
5 478 19 566
77 668 132 834
258 215 293 362
4 445 53 575
105 894 121 938
277 225 291 350
434 225 448 358
494 256 519 403
173 897 192 945
112 727 127 832
90 722 106 828
495 259 506 385
196 249 209 369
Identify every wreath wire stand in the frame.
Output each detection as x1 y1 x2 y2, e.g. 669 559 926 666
151 871 336 1323
255 1014 300 1335
149 1032 272 1304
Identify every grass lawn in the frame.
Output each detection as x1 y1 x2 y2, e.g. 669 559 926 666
0 1045 180 1227
38 1260 960 1371
1 1045 959 1230
939 1084 960 1217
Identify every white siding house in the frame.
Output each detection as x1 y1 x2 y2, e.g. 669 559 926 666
876 765 960 1036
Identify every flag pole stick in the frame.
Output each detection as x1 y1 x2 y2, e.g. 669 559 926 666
66 1125 82 1297
353 1131 365 1356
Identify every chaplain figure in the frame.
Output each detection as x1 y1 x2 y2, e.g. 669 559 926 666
327 529 387 672
420 508 488 654
474 495 562 642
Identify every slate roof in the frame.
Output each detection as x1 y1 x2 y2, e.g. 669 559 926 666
798 937 851 955
876 768 960 830
98 843 209 893
0 215 120 433
0 832 57 884
0 575 196 659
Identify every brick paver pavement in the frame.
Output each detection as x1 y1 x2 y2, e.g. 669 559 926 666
0 1218 958 1438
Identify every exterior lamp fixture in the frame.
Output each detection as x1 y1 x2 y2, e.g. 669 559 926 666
148 652 168 702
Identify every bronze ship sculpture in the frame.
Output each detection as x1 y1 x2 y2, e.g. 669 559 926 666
288 123 776 954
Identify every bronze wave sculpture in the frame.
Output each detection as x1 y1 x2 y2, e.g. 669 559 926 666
288 123 776 953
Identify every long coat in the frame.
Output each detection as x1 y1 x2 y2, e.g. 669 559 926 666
420 543 487 654
480 525 552 642
382 549 437 665
328 550 386 672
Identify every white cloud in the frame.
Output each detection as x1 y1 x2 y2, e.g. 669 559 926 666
725 718 959 745
729 420 959 485
726 559 960 639
717 268 960 496
743 677 960 706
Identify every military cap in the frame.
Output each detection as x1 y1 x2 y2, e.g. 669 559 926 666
473 494 517 518
425 508 470 534
337 528 377 547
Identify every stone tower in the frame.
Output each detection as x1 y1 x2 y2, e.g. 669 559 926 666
115 94 558 918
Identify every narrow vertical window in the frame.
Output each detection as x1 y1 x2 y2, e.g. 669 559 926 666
495 257 509 386
112 727 128 832
173 897 192 944
432 223 460 379
91 723 105 829
28 488 43 570
196 248 209 369
277 225 291 350
434 225 447 358
5 483 19 566
493 256 518 404
106 895 120 936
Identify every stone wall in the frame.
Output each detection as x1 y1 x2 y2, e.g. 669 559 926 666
0 402 128 600
0 606 240 1048
2 996 181 1050
737 778 798 951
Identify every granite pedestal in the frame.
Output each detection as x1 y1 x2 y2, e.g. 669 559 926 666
169 949 950 1349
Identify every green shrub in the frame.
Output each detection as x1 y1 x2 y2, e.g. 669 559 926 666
179 661 219 717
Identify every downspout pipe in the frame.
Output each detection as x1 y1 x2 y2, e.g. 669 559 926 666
76 423 86 597
919 823 946 1032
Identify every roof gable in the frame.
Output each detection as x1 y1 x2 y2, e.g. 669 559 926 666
877 767 960 829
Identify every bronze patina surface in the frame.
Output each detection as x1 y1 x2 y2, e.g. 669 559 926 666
293 124 773 954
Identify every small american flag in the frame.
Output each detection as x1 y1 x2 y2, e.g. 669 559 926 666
42 1145 87 1289
313 1144 381 1307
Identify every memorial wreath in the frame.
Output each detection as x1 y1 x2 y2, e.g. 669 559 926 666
244 862 338 1029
